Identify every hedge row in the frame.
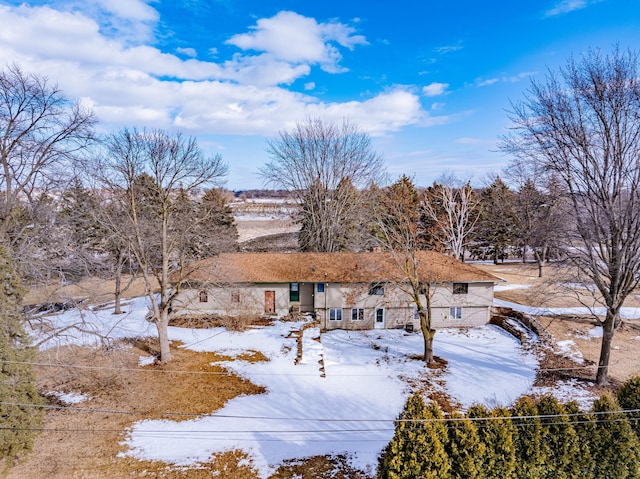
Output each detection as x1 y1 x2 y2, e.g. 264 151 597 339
378 377 640 479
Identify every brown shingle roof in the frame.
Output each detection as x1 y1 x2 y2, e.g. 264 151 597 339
181 251 499 285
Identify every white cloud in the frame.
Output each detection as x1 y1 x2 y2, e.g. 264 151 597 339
477 78 499 87
434 44 463 54
475 71 536 87
505 71 537 82
0 4 429 140
176 47 197 58
544 0 601 17
422 82 449 96
226 11 367 73
304 82 316 91
93 0 158 22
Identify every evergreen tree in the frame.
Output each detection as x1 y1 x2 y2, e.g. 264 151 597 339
536 395 581 479
378 393 451 479
59 178 108 280
171 187 238 262
511 396 544 479
472 177 518 263
591 393 640 479
198 188 238 254
468 404 516 479
446 411 486 479
565 400 595 477
419 182 448 252
0 245 43 469
617 376 640 439
377 175 424 251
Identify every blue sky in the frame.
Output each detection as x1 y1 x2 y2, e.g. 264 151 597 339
0 0 638 189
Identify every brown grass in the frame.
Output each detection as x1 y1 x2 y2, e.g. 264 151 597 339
6 341 266 479
477 261 640 382
23 275 154 306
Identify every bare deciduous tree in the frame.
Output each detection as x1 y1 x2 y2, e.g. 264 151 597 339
424 180 479 261
0 64 96 256
261 117 384 252
501 47 640 384
511 176 567 277
98 128 227 362
374 175 439 364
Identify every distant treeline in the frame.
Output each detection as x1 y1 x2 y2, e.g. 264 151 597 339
233 189 298 199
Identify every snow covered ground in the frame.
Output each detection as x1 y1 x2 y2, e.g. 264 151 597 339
34 296 596 477
495 298 640 320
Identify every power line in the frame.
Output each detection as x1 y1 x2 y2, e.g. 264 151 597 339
2 400 638 426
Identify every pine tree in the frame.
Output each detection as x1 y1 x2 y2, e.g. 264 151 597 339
59 178 108 280
472 177 518 263
378 393 451 479
469 404 516 479
565 400 595 477
617 376 640 439
198 188 238 254
536 395 581 479
511 396 544 478
591 393 640 479
0 245 43 469
446 411 486 479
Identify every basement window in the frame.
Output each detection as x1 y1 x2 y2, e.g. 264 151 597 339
453 283 468 295
290 282 299 302
199 290 208 302
449 307 462 319
329 308 342 321
351 308 364 321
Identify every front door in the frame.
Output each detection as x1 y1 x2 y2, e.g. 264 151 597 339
265 291 276 314
374 307 385 329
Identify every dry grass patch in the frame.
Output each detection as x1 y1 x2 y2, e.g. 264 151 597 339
7 340 265 479
23 275 153 306
169 314 267 331
270 455 370 479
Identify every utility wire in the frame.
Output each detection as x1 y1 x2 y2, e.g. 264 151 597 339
2 400 638 425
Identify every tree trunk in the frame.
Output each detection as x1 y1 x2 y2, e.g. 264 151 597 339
596 311 618 385
422 326 435 364
156 308 172 363
533 247 546 278
537 260 544 278
113 254 124 314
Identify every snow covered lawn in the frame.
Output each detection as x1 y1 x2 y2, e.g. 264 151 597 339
35 297 594 477
121 322 539 477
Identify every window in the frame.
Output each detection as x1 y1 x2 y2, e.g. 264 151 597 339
199 290 208 302
453 283 468 295
290 282 299 302
449 307 462 319
231 291 240 303
329 308 342 321
368 283 384 295
317 283 325 293
351 308 364 321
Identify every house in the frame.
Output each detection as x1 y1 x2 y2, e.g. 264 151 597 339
173 251 499 331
